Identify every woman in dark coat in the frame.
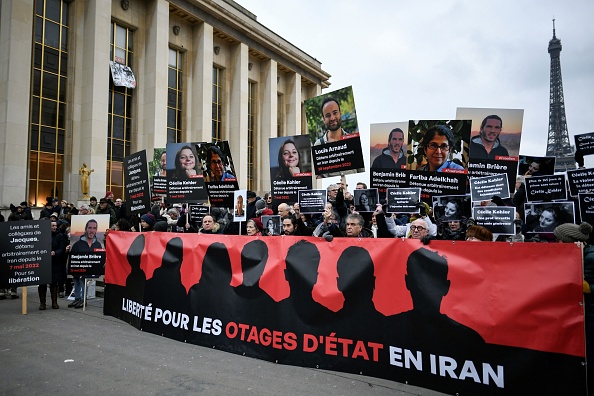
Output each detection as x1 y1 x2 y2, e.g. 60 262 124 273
39 220 68 310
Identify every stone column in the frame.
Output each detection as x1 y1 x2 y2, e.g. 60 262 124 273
190 22 213 142
70 0 111 200
286 71 302 136
0 0 34 207
258 59 277 193
228 42 248 187
139 0 169 152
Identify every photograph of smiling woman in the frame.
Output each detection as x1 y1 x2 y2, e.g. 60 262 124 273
414 123 467 173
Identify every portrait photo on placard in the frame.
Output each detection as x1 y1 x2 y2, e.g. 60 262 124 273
353 188 379 212
456 107 524 160
518 155 556 177
233 189 247 222
524 202 575 234
261 215 281 236
370 121 409 170
305 86 365 177
269 135 313 178
407 120 470 173
432 195 471 222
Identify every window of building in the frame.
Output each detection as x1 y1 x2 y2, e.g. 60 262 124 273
28 0 69 206
107 22 133 199
247 81 256 191
167 48 182 143
212 66 223 142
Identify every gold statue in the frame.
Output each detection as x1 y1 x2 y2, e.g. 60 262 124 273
79 163 94 198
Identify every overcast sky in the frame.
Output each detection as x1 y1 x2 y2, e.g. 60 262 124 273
237 0 594 182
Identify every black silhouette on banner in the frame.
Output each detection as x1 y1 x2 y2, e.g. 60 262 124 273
105 233 586 395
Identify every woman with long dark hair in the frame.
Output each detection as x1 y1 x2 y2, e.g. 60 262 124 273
276 139 302 178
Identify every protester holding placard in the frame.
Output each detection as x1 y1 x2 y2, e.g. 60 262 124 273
39 220 68 310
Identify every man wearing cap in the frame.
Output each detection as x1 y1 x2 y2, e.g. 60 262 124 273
95 198 116 226
246 191 258 220
20 202 33 220
105 191 116 209
140 213 156 231
113 198 125 220
89 196 98 213
40 199 54 219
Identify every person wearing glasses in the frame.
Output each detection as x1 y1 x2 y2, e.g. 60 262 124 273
417 125 464 172
374 204 437 239
469 115 509 160
206 146 235 182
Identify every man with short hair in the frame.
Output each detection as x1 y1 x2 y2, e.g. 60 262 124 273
314 97 351 145
282 216 296 236
199 215 221 234
281 216 313 236
344 213 373 238
409 219 430 240
95 198 116 226
470 115 509 159
356 182 367 190
277 203 293 218
371 128 407 169
113 198 125 219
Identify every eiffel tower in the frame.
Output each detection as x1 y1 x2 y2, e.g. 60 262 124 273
546 19 574 172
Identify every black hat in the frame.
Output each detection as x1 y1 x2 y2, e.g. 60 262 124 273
99 198 108 204
247 191 257 199
20 201 27 206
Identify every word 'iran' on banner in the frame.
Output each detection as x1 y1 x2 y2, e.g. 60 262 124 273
104 233 586 395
